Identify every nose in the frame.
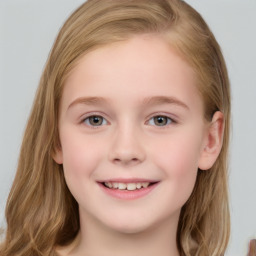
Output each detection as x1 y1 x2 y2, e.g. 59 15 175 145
108 125 146 166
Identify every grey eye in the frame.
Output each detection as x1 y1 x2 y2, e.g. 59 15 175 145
148 116 172 126
84 116 107 126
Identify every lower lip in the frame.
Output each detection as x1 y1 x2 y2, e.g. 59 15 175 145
98 182 159 200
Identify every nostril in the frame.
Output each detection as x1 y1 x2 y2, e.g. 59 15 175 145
113 157 140 165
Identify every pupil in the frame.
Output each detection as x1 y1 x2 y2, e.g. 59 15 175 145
155 116 167 126
89 116 102 125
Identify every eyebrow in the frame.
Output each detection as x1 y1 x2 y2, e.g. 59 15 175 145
142 96 189 110
67 96 189 110
68 96 109 109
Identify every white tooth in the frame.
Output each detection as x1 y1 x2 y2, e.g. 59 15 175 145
113 182 118 189
108 182 113 188
118 183 127 190
136 183 142 189
142 182 150 188
104 182 110 188
127 183 137 191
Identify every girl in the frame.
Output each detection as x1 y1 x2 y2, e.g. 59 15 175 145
0 0 231 255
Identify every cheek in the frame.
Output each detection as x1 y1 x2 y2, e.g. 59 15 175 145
60 132 105 186
150 133 203 195
152 134 202 169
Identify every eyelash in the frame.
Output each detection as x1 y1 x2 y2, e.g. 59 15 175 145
147 115 175 127
82 114 108 128
81 114 176 128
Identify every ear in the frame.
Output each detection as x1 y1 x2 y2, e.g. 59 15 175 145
198 111 225 170
52 147 63 165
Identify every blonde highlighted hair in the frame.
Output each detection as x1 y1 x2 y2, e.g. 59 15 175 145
0 0 230 255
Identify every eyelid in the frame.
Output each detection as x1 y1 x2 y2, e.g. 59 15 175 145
80 112 109 128
145 113 177 126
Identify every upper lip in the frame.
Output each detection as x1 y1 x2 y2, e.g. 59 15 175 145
97 178 160 183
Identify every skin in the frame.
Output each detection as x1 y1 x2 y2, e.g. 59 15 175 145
54 34 224 256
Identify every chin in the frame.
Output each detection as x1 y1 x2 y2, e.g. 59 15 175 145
102 215 159 235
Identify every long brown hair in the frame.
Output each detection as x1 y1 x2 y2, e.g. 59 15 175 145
0 1 230 255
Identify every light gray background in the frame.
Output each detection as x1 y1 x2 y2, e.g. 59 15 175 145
0 0 255 255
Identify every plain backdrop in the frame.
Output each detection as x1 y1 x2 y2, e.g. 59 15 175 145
0 0 255 255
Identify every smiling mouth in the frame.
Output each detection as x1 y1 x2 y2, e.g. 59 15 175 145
102 181 158 191
98 180 160 200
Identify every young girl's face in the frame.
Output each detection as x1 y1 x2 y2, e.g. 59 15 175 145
54 35 211 234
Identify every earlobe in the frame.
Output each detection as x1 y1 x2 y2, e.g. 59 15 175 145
198 111 224 170
52 147 63 165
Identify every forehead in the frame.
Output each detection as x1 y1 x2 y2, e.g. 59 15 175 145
61 34 203 114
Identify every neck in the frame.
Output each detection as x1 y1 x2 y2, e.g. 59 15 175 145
62 209 180 256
